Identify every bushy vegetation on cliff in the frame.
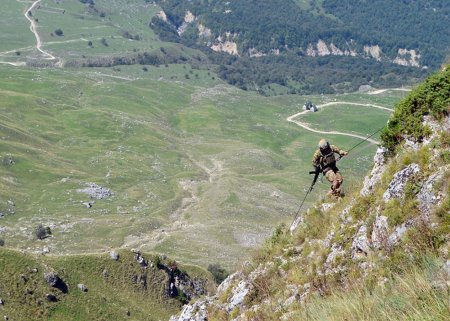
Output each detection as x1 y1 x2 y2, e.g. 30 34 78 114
382 66 450 153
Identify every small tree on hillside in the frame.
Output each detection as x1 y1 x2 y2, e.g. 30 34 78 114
35 224 51 240
207 264 229 284
54 28 64 36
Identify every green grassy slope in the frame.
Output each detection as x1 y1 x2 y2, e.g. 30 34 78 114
0 63 399 269
0 1 36 65
34 0 161 55
0 0 203 67
0 247 213 321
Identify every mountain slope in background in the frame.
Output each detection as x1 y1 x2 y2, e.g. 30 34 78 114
153 0 449 67
151 0 450 94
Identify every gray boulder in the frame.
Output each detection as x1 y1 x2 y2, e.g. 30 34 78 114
383 164 420 201
351 225 371 260
77 284 88 292
77 183 112 199
110 250 119 261
44 272 68 293
361 147 388 196
417 170 446 218
371 215 389 250
44 272 60 287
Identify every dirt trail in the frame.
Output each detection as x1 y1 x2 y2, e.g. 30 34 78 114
368 88 411 95
0 0 61 66
287 101 394 145
120 155 224 251
24 0 61 65
0 61 26 66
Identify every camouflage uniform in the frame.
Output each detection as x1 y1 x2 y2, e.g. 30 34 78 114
312 143 348 197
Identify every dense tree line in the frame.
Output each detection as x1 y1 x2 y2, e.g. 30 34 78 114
149 0 443 94
381 67 450 153
212 53 427 95
64 47 203 68
153 0 449 68
153 0 348 53
323 0 450 68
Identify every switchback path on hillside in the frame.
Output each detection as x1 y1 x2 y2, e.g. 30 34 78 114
287 102 394 145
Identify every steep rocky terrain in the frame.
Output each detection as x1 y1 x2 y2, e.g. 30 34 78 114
170 67 450 320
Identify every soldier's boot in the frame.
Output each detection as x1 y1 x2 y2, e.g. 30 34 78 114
330 181 344 198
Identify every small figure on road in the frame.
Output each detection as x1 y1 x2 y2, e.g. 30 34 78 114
312 139 348 198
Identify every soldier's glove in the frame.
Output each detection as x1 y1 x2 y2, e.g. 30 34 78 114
342 151 349 156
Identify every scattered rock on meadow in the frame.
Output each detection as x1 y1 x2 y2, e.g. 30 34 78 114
77 284 88 292
82 201 94 208
361 147 388 196
110 250 119 261
29 267 39 273
77 183 112 199
44 272 68 293
417 171 446 218
44 272 60 287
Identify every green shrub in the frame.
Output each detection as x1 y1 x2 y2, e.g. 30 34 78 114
440 150 450 163
383 198 420 227
349 195 375 220
381 67 450 154
207 264 229 285
439 130 450 147
35 224 51 240
303 208 329 239
54 28 64 36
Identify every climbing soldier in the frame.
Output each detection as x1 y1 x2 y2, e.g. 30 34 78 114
312 139 348 198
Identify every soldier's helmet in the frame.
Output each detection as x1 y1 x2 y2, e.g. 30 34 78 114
318 138 329 149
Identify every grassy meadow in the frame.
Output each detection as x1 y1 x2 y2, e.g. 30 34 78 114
0 0 406 270
0 63 402 269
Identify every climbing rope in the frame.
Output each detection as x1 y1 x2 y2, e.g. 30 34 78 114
289 126 385 233
289 178 315 232
337 127 385 160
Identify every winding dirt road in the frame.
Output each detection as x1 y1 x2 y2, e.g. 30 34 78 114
24 0 61 65
0 0 61 66
287 101 394 145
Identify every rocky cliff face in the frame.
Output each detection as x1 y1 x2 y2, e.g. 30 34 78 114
154 10 423 67
170 71 450 320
